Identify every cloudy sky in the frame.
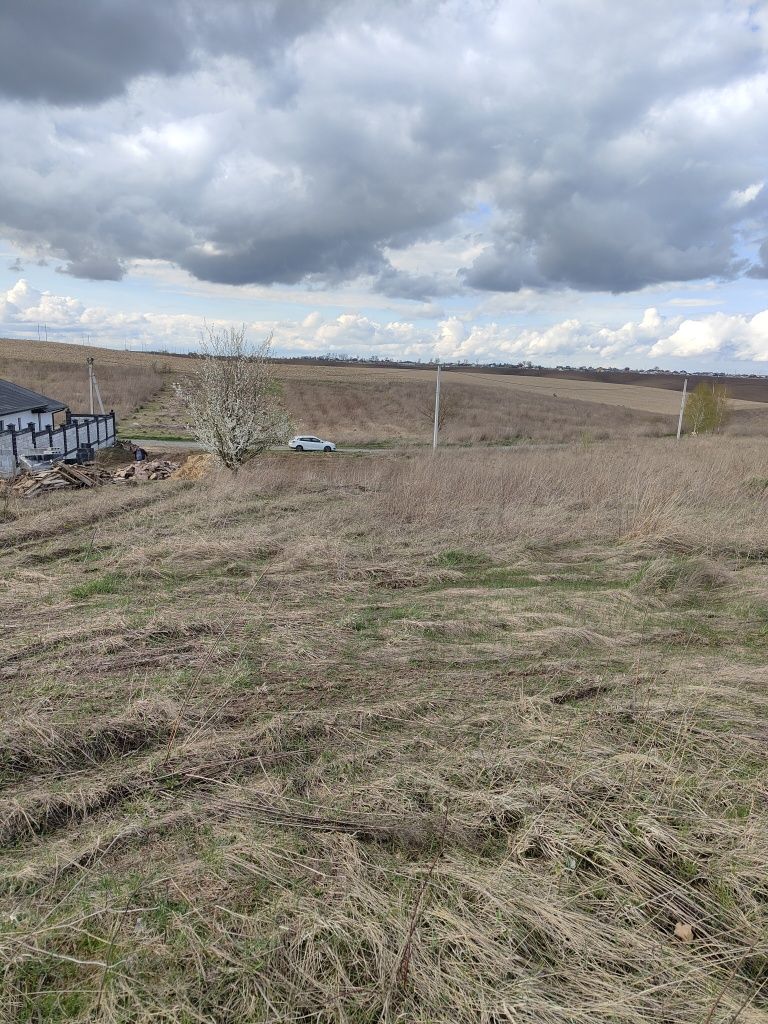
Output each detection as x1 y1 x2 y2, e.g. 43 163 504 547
0 0 767 369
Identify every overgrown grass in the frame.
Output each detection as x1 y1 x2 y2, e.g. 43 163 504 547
0 340 167 419
1 437 767 1022
1 337 676 446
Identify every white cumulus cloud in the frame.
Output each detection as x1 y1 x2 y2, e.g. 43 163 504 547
3 279 768 367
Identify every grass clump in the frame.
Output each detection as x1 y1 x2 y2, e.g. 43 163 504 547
434 549 494 570
632 555 731 600
69 571 125 599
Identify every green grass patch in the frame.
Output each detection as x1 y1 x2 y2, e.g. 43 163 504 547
69 571 125 599
118 431 192 442
434 549 494 570
431 551 623 593
352 603 424 633
426 563 623 592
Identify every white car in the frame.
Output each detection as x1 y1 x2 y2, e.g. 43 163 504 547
289 435 337 452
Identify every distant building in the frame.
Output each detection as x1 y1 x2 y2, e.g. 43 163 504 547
0 379 68 433
0 379 116 477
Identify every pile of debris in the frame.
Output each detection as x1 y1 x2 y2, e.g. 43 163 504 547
113 459 179 482
6 458 182 498
8 463 114 498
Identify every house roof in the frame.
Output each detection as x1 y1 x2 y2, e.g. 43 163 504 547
0 379 68 418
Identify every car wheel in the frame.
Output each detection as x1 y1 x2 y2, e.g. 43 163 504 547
295 445 304 452
324 445 332 452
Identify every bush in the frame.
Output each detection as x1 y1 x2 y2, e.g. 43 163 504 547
683 382 730 435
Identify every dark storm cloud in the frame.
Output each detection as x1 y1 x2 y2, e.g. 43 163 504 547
0 0 190 104
463 195 745 295
0 0 339 106
183 234 384 287
0 0 766 296
58 254 125 281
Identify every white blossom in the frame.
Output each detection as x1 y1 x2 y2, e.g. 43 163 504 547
175 325 292 471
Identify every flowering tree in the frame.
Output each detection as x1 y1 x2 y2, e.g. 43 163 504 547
175 325 292 471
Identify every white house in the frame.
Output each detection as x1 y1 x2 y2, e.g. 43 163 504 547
0 379 68 433
0 379 117 477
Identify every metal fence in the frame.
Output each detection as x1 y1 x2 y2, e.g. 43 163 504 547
0 411 117 477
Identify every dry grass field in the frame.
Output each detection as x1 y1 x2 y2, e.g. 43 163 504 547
478 366 768 405
0 339 167 421
2 438 768 1022
3 336 767 445
463 370 765 415
0 337 691 445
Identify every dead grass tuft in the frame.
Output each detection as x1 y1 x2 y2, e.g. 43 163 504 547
633 555 733 599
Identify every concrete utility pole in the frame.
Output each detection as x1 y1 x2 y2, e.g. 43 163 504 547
432 361 442 450
85 357 106 416
676 377 688 441
87 357 95 415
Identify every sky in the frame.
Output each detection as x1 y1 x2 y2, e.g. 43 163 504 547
0 0 767 370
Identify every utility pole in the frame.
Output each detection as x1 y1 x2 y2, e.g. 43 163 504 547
93 372 106 415
432 361 441 450
87 357 95 415
44 323 48 342
676 377 688 441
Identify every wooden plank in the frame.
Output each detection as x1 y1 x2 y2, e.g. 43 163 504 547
57 466 92 487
